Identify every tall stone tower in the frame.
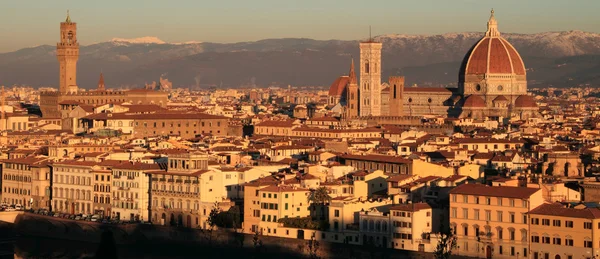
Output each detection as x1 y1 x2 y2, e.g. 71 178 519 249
359 40 382 117
346 58 359 119
97 73 105 90
388 76 405 116
57 11 79 94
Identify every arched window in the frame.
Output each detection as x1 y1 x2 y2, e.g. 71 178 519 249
364 61 370 74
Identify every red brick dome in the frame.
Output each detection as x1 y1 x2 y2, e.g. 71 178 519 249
328 76 349 96
493 95 508 102
463 95 486 108
514 95 537 108
460 10 526 79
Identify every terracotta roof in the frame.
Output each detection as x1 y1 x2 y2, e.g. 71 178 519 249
493 95 508 102
514 95 538 108
390 203 431 212
403 87 454 93
112 162 165 171
463 95 486 108
255 119 295 127
463 37 525 76
449 184 539 199
83 112 227 120
529 203 600 219
340 154 411 164
328 76 350 96
259 185 309 193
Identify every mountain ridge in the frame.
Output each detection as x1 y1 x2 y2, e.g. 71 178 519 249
1 30 599 89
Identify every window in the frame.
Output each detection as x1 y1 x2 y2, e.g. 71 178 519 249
531 218 539 225
474 209 480 220
497 197 503 206
497 211 503 222
531 236 540 243
485 210 491 221
462 208 468 219
509 229 515 241
585 240 593 248
451 195 456 203
510 199 515 207
451 208 457 218
565 220 573 228
552 220 561 227
585 222 592 229
565 238 573 246
542 236 550 244
486 197 491 205
475 197 480 204
463 195 468 203
542 219 550 226
334 210 340 217
509 213 515 223
522 200 528 207
552 237 561 245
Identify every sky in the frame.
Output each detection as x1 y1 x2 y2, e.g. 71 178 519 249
1 0 599 52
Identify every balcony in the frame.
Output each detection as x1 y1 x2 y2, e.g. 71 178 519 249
175 179 182 183
192 181 199 184
159 178 166 182
184 180 191 184
167 179 174 183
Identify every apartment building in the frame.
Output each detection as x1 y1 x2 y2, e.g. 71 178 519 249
529 203 600 259
52 160 96 214
1 157 50 209
242 175 281 233
257 185 310 235
449 184 544 259
111 162 161 221
389 203 435 252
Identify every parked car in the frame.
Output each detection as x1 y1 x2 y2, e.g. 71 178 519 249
5 208 15 212
75 216 81 221
91 215 100 222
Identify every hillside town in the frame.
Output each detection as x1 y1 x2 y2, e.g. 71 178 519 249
2 10 600 259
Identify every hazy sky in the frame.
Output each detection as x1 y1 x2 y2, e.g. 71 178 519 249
1 0 598 52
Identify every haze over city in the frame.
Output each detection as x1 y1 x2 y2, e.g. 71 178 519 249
1 0 600 52
1 2 600 259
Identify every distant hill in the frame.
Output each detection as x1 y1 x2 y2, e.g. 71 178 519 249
1 31 599 89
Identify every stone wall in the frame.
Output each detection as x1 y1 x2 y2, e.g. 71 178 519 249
8 213 476 259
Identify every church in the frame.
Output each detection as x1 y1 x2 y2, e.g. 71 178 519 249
39 12 169 119
328 10 539 121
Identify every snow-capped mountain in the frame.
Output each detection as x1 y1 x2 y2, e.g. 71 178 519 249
1 31 600 88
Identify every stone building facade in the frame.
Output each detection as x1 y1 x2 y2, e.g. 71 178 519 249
327 10 538 121
40 13 169 119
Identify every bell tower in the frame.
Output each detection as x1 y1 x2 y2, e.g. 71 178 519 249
57 11 79 94
359 37 382 117
389 76 405 116
346 58 359 119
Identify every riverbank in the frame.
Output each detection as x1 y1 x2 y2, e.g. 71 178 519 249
8 213 467 259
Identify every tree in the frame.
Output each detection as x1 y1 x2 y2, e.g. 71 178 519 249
308 187 332 204
205 201 221 245
307 233 320 259
308 187 332 220
433 224 457 259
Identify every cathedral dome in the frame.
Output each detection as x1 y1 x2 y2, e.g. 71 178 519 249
459 10 526 80
493 95 508 102
328 76 349 96
463 95 486 108
514 95 537 108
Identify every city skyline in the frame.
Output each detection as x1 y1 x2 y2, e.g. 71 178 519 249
1 0 599 52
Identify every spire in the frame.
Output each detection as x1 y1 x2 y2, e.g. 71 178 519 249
348 58 357 84
485 8 500 37
65 10 71 23
98 72 105 90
